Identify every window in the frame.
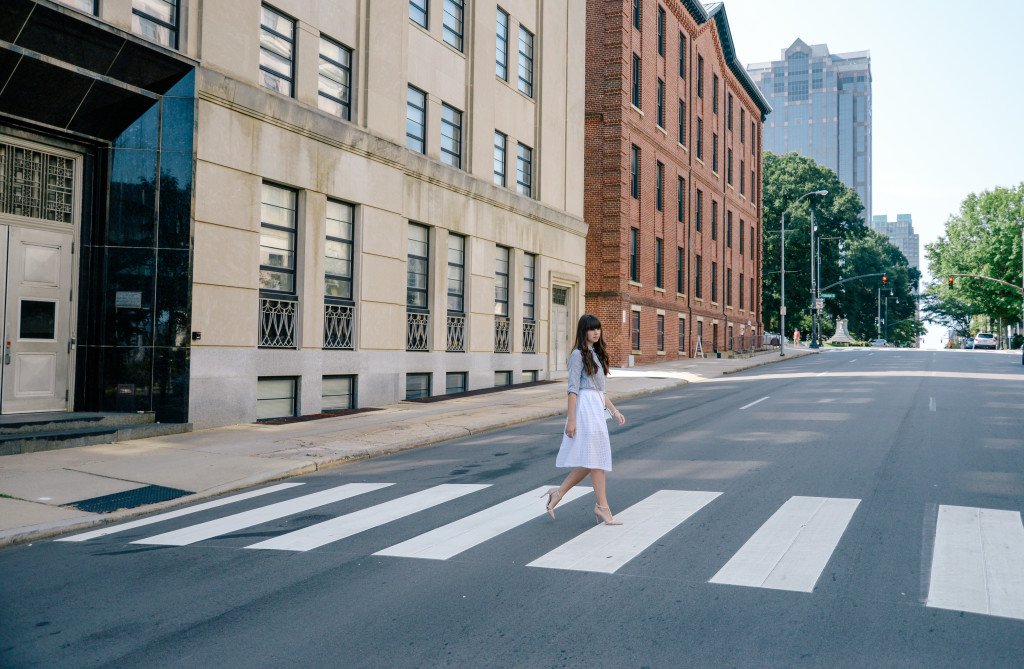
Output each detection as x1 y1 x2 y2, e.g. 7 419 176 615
698 320 703 347
657 314 665 352
695 189 702 232
726 268 732 306
677 176 684 223
740 109 745 142
524 253 536 321
325 200 354 302
712 74 718 113
679 32 686 78
676 247 684 293
260 183 297 294
407 223 429 310
695 255 702 298
630 144 640 199
711 261 717 302
441 104 463 168
727 148 733 185
726 211 732 248
656 161 664 211
523 370 538 383
657 6 665 55
132 0 178 48
678 99 686 145
750 225 755 258
410 0 428 28
443 0 464 51
633 0 641 30
518 27 534 97
728 93 733 130
257 377 297 420
655 238 664 288
711 200 717 240
318 37 353 120
751 169 755 198
322 375 356 411
56 0 97 14
739 220 744 255
406 86 427 153
629 227 639 282
406 373 431 400
740 159 745 195
696 117 703 159
494 131 507 186
750 276 755 311
697 55 703 98
495 371 512 387
632 54 642 108
446 372 467 394
679 317 686 353
657 79 665 127
712 133 718 172
260 5 295 96
631 310 640 351
447 233 465 313
496 8 509 80
739 273 744 310
516 143 533 197
751 121 756 155
495 245 510 317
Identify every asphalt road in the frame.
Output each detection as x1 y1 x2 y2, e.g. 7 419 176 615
2 349 1023 669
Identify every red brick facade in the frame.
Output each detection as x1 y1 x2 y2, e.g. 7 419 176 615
584 1 768 366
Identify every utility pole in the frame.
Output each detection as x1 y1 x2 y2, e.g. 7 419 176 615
809 209 818 348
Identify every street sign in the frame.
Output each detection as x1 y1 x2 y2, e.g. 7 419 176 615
813 299 824 310
820 293 835 298
780 306 787 316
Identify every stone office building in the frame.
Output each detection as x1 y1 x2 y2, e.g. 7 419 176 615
584 0 770 365
0 0 587 429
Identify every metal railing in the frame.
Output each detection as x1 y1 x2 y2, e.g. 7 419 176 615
324 304 355 349
494 317 510 353
728 333 780 354
259 297 297 348
523 321 536 353
446 314 466 352
406 312 430 351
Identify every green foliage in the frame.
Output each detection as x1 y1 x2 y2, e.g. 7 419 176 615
925 184 1024 326
761 152 922 346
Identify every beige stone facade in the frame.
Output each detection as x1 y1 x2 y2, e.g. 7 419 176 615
178 1 586 427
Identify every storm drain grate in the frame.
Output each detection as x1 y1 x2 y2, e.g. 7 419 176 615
63 485 193 513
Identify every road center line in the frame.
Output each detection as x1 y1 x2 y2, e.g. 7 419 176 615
929 397 936 412
739 396 770 410
816 372 828 377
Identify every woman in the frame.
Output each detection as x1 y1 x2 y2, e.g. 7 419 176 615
543 313 626 525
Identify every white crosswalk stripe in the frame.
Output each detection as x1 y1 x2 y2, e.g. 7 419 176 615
374 486 593 560
709 496 860 593
527 490 722 574
926 505 1024 621
246 484 489 552
132 483 392 546
56 483 305 542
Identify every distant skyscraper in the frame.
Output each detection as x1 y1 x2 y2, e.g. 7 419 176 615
870 214 920 270
747 39 872 221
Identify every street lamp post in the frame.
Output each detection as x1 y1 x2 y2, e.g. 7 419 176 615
779 189 828 356
884 295 898 342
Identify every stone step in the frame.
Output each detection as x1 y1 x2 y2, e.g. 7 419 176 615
0 422 192 456
0 412 156 436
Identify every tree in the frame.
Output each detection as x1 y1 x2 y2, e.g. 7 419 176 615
761 152 921 344
925 185 1024 337
920 285 973 338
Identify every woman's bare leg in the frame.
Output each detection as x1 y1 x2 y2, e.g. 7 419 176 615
549 467 589 513
590 469 609 508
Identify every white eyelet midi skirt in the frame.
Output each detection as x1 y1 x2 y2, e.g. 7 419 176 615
556 389 612 471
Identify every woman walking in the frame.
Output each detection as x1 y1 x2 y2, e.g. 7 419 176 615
543 314 626 525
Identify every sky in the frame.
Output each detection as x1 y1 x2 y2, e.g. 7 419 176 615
721 0 1024 346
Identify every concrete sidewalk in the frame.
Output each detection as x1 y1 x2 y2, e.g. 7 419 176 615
0 348 814 547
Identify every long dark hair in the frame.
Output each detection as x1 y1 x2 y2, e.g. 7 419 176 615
572 313 610 377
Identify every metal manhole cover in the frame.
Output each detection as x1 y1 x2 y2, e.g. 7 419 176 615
63 485 193 514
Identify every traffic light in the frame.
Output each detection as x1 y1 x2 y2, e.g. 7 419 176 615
882 275 887 287
948 277 954 290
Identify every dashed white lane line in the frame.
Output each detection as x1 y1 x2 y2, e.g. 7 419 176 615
739 396 770 410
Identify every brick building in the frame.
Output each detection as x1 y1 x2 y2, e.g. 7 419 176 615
584 0 771 364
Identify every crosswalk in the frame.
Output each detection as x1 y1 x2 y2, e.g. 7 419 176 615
56 482 1024 622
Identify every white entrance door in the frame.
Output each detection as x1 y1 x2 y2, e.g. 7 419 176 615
0 226 75 413
551 286 570 372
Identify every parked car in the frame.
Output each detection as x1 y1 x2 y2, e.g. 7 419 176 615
962 337 974 349
869 338 887 347
973 333 998 350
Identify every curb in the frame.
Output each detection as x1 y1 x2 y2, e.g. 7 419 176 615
0 351 799 549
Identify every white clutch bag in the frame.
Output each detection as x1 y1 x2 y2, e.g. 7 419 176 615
604 409 614 421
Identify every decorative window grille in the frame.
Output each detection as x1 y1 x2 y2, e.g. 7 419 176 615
0 142 74 223
523 321 536 354
494 317 510 353
324 304 354 349
407 312 430 351
446 315 466 352
259 5 294 96
260 297 297 348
